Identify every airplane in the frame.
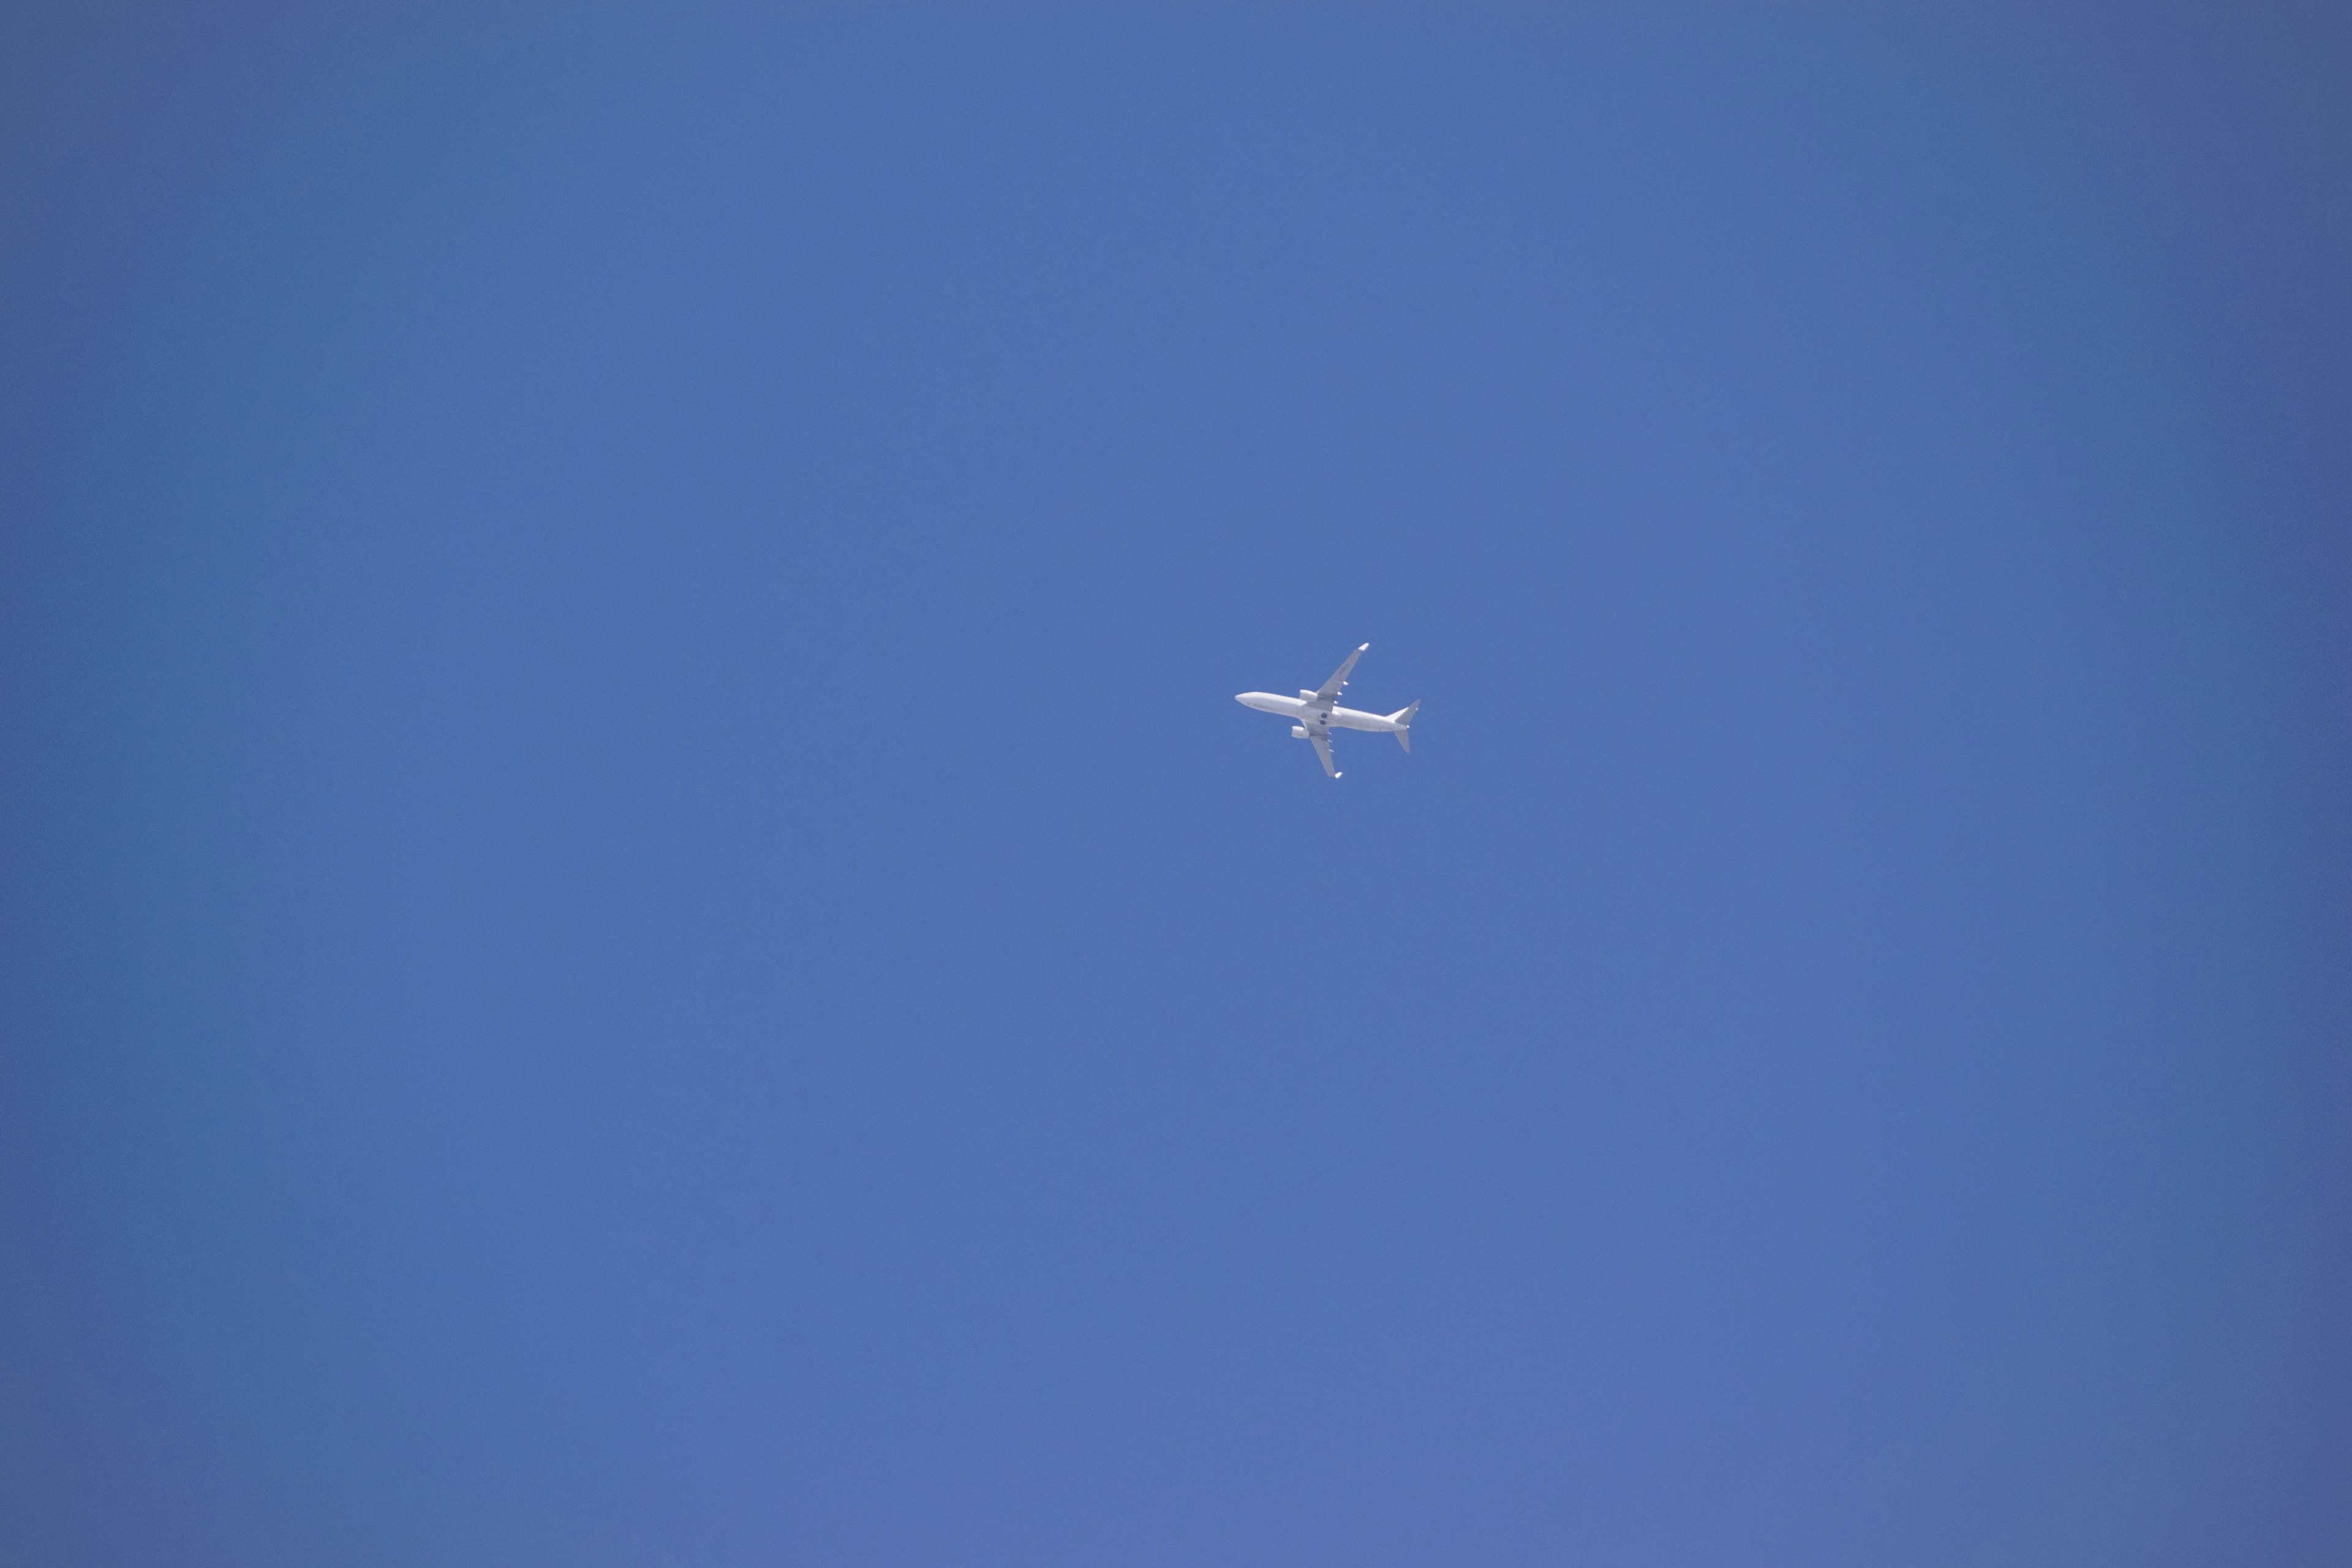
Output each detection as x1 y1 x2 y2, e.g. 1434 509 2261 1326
1235 643 1419 778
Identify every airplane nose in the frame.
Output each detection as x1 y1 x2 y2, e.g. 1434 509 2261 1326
1234 693 1248 705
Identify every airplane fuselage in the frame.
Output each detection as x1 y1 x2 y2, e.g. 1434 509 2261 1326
1234 692 1408 734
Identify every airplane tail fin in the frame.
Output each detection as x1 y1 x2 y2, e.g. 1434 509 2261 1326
1388 699 1420 752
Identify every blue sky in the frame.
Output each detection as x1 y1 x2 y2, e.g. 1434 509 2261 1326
4 6 2348 1564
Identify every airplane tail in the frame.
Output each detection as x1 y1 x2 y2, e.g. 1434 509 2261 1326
1388 699 1420 752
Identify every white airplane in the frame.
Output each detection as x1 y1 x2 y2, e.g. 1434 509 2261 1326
1235 643 1419 778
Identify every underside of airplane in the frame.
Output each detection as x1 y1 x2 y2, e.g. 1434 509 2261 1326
1235 643 1419 778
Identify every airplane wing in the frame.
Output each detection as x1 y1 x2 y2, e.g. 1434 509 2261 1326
1313 643 1370 704
1308 729 1339 777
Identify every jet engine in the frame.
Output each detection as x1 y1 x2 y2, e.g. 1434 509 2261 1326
1291 726 1309 739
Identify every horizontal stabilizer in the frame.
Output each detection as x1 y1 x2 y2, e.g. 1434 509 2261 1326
1388 699 1420 752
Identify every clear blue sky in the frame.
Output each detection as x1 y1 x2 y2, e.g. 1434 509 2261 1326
4 6 2348 1564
